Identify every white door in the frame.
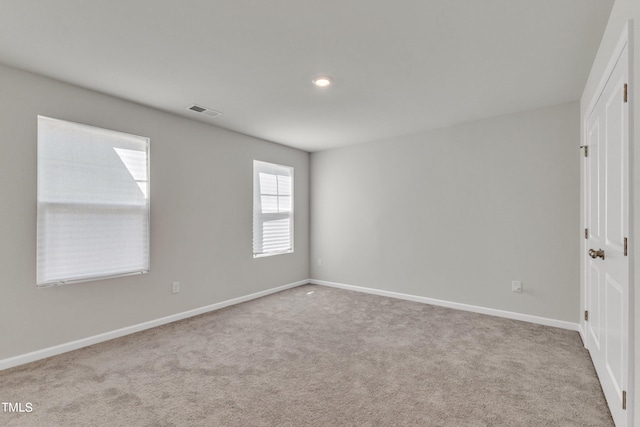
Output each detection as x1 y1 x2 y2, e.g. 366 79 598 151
584 43 629 427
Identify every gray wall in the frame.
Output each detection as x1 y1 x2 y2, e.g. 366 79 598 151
0 64 309 360
311 102 580 322
580 0 640 420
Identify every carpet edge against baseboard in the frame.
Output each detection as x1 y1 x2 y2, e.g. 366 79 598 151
0 279 308 372
2 278 580 371
310 279 580 332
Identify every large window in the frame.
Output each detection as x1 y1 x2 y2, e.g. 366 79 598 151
37 116 150 286
253 160 293 257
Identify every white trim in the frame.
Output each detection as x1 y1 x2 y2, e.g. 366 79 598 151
627 20 635 427
253 249 294 259
0 279 307 371
583 21 630 119
310 279 580 331
579 324 587 348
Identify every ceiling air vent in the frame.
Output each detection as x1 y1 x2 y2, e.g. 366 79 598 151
187 104 222 118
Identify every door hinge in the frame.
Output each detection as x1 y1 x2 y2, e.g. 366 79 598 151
623 390 627 410
580 145 588 157
585 228 588 239
623 84 628 103
624 237 628 256
584 310 589 321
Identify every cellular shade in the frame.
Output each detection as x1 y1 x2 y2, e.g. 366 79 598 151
37 116 150 286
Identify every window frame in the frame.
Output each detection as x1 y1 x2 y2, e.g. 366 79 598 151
36 116 150 287
253 160 294 258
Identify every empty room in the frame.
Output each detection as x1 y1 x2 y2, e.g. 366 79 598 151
1 1 639 426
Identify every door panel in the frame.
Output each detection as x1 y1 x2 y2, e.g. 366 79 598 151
604 273 623 393
587 118 600 240
604 74 625 250
588 263 601 349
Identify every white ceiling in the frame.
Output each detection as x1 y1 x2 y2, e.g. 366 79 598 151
0 1 612 152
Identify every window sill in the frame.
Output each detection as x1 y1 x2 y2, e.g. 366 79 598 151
253 250 294 259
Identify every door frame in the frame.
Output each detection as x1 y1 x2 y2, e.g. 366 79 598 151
580 20 634 426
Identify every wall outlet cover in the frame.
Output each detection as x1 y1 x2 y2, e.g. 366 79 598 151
512 281 522 293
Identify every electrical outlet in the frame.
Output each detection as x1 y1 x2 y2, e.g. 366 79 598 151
512 280 522 293
317 258 323 267
172 282 180 294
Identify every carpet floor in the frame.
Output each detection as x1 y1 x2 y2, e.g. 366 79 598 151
1 284 613 426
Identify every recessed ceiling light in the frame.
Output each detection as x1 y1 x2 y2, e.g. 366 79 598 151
312 76 333 88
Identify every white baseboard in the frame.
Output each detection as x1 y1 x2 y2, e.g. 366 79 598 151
0 279 308 371
578 324 587 347
310 279 580 332
2 278 581 371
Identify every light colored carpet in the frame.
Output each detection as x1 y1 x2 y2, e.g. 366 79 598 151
1 284 613 426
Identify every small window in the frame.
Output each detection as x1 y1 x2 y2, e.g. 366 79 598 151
253 160 293 257
37 116 150 286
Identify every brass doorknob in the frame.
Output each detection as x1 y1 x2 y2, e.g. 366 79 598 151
588 248 605 260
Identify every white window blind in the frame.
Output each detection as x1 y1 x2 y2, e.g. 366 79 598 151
37 116 150 286
253 160 293 257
